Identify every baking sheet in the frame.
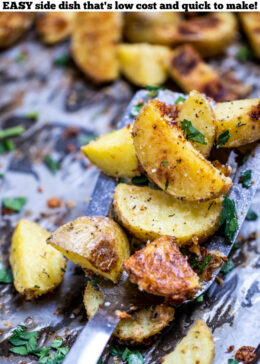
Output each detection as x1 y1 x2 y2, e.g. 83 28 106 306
0 30 259 363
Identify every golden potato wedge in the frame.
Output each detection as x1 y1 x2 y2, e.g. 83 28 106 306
124 12 182 44
167 45 249 102
47 216 130 283
162 319 215 364
124 236 199 302
84 281 174 343
113 184 222 245
0 12 34 48
216 99 260 147
36 12 75 44
10 219 66 300
239 13 260 58
81 125 139 178
132 99 232 201
72 12 122 83
118 43 170 87
167 13 237 57
177 90 216 157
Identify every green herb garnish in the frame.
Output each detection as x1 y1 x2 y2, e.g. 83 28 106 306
181 119 207 145
26 112 39 121
240 170 252 188
219 196 238 242
132 175 149 186
34 285 40 289
246 208 258 221
97 359 103 364
89 278 99 286
145 85 161 98
0 172 4 178
0 126 24 140
237 150 250 166
110 345 125 356
2 197 27 212
236 46 255 62
196 294 204 302
110 345 144 364
51 338 63 349
165 179 169 191
228 359 239 364
130 103 144 118
216 130 230 148
175 96 186 104
54 54 70 67
0 262 13 283
15 52 27 63
221 260 235 274
198 255 212 274
0 139 15 153
232 243 239 250
162 161 168 166
44 155 60 174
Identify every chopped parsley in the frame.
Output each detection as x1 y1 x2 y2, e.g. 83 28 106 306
236 46 255 62
219 196 238 242
198 255 212 274
89 278 99 286
130 102 144 118
26 111 39 121
15 52 27 63
54 54 71 67
110 345 144 364
0 126 24 140
2 197 27 212
44 155 60 174
181 119 207 145
221 260 235 274
119 177 128 183
145 85 161 98
0 262 13 283
232 243 240 250
246 208 258 221
240 170 252 188
228 359 239 364
34 285 40 289
79 135 97 146
216 130 230 148
162 161 168 166
175 96 186 104
236 149 250 166
0 139 15 153
165 179 169 191
131 175 149 186
196 294 204 302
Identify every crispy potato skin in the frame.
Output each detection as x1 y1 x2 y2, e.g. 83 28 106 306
118 43 170 86
124 236 199 303
132 99 232 201
0 12 34 48
177 90 216 157
47 216 130 283
81 125 139 178
84 281 174 344
167 45 246 102
162 319 215 364
124 12 182 44
36 12 75 44
10 219 66 300
72 12 122 83
240 13 260 58
113 184 222 245
216 99 260 147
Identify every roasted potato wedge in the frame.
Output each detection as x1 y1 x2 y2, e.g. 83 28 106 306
84 281 174 343
162 320 215 364
47 216 130 283
216 99 260 147
0 12 34 48
132 99 232 201
168 13 237 57
124 236 199 302
81 125 139 178
36 12 75 44
177 90 216 157
167 45 247 102
72 12 122 83
124 12 182 44
239 13 260 58
10 219 66 300
118 43 170 86
113 184 222 245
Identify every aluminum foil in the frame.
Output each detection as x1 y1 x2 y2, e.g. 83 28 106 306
0 30 259 364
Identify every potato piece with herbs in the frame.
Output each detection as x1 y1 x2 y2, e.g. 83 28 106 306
47 216 130 283
118 43 170 87
10 219 66 300
215 98 260 148
124 236 199 303
0 12 34 48
72 12 122 83
132 99 232 201
36 12 75 44
177 91 216 157
239 13 260 58
113 184 222 245
162 320 215 364
81 125 139 178
84 281 174 343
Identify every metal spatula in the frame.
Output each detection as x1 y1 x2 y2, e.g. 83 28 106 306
63 89 260 364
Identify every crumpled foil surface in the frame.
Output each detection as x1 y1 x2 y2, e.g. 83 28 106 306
0 31 259 364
